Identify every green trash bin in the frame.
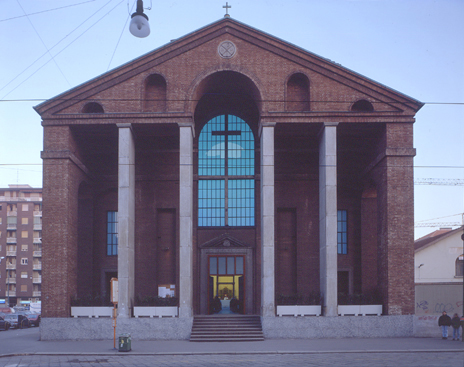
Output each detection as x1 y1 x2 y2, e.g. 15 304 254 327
118 334 131 352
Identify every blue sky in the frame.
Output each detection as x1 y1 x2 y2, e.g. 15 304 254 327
0 0 463 239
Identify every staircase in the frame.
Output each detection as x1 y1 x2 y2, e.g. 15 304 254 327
190 315 264 342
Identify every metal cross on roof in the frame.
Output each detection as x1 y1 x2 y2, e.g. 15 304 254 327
223 2 231 17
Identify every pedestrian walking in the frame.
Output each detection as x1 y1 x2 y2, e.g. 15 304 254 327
451 313 461 340
438 311 451 339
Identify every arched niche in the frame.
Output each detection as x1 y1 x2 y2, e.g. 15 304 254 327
286 73 310 111
82 102 104 114
351 99 374 112
144 74 167 112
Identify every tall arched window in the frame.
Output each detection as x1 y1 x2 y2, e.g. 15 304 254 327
456 254 464 277
198 115 255 227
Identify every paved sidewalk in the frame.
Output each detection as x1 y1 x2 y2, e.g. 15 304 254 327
1 327 463 357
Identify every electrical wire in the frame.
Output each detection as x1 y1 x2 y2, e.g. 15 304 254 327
15 0 72 88
107 1 135 71
1 0 125 100
0 98 462 105
0 0 96 22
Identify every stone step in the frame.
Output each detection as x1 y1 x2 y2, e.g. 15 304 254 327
190 315 264 342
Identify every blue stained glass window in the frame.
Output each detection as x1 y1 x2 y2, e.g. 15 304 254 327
198 115 255 227
107 211 118 256
337 210 347 254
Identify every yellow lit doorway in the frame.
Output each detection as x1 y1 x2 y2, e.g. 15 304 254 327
208 255 245 314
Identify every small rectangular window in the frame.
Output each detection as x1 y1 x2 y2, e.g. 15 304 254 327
21 231 28 238
21 271 28 278
21 284 27 292
21 258 28 265
7 216 17 225
107 211 118 256
22 218 28 225
22 204 29 211
337 210 348 255
21 244 28 251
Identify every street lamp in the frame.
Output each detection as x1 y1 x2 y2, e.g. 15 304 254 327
129 0 150 38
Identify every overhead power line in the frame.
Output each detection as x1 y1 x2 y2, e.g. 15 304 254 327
0 98 463 105
0 1 96 22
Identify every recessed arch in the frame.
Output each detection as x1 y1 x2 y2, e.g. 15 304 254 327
143 73 167 112
192 70 261 135
351 99 374 112
82 102 104 114
286 72 310 111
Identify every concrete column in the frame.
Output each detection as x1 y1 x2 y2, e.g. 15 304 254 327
260 122 276 317
178 123 194 318
319 122 338 317
117 123 135 318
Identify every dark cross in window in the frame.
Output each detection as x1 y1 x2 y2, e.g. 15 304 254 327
211 116 241 224
212 124 241 162
223 2 231 17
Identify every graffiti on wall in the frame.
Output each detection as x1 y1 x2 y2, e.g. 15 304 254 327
416 300 463 314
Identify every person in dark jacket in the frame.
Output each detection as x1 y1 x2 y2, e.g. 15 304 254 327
451 313 461 341
438 311 452 339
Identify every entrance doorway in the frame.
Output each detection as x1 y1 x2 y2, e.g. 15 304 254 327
208 255 245 314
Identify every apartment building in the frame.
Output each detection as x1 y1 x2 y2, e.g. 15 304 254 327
0 185 42 308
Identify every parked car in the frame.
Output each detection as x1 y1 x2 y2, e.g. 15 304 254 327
26 313 41 327
4 314 30 329
0 316 10 331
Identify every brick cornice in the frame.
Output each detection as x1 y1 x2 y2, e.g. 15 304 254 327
41 150 90 176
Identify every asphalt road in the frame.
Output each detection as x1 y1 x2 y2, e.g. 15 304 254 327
1 326 464 367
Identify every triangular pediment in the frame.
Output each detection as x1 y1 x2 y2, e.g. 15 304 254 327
35 17 422 119
200 233 251 249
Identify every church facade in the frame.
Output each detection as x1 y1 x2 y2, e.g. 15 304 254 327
35 17 422 339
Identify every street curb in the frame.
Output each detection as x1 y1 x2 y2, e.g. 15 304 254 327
1 349 464 358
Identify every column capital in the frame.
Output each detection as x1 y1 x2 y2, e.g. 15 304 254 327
116 122 133 129
318 122 339 139
178 122 195 138
258 121 276 138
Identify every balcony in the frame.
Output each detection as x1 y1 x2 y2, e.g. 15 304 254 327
33 211 42 217
33 291 41 297
7 224 17 230
6 237 17 244
33 238 42 244
33 224 42 230
7 277 16 284
7 211 17 216
33 264 42 270
6 263 16 270
6 250 17 256
6 291 16 297
33 277 42 283
33 251 42 257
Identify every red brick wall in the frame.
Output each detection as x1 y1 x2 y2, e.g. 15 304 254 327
38 19 419 316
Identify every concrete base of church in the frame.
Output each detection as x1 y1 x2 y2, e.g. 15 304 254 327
262 316 414 339
40 316 439 340
40 317 193 341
